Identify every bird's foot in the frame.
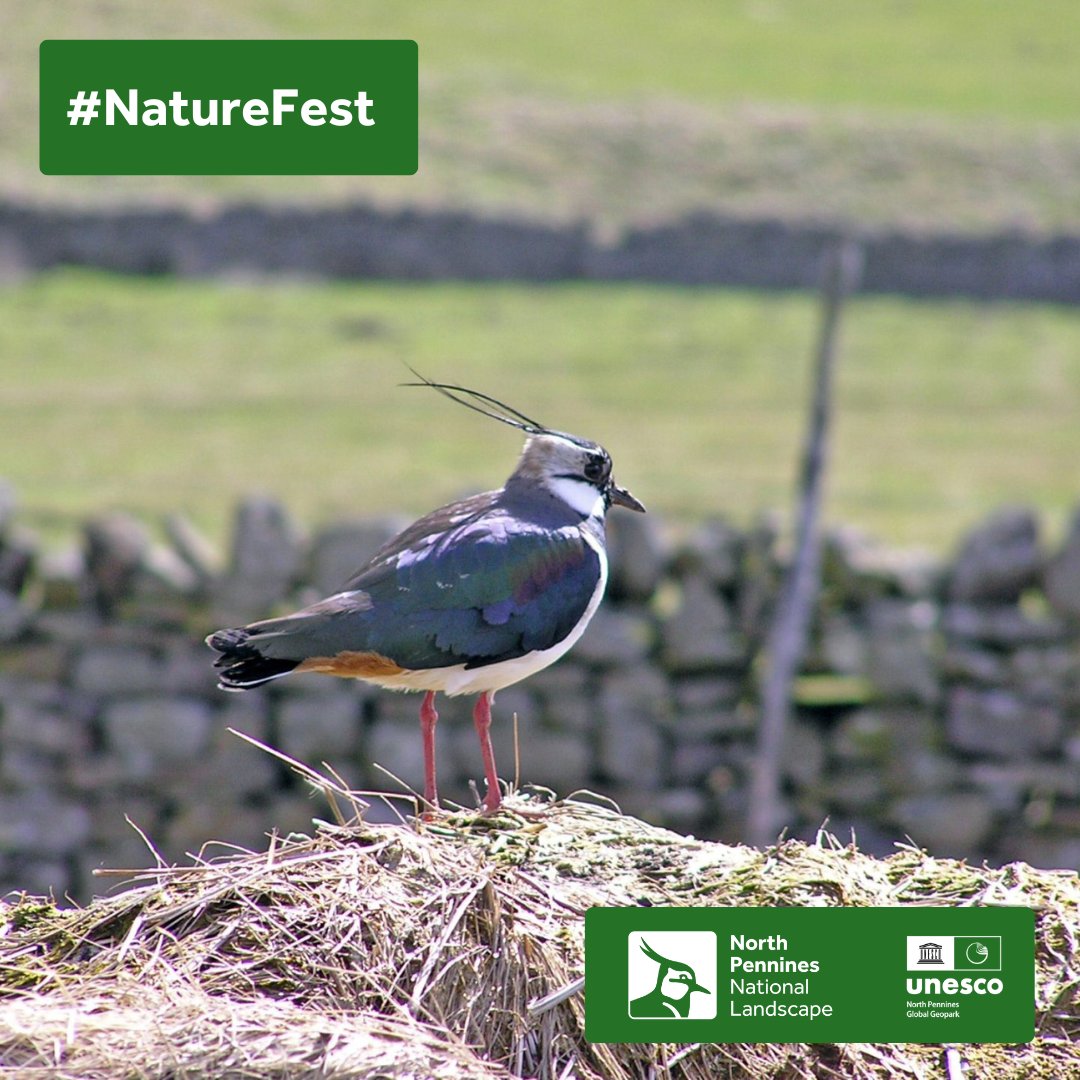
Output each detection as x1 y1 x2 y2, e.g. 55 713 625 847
471 777 504 815
469 780 558 820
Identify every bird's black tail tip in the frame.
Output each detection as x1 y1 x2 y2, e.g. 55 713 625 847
205 627 298 690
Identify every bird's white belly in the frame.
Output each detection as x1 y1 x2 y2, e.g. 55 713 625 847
363 538 607 697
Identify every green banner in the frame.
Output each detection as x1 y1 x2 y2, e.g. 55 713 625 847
585 906 1034 1044
40 40 417 175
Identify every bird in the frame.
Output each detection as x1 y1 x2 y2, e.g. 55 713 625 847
629 939 710 1019
206 376 645 814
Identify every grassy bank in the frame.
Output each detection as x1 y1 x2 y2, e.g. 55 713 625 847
6 2 1080 232
12 0 1079 121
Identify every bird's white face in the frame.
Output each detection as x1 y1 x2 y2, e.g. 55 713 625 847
515 434 612 518
544 475 607 517
660 970 694 1001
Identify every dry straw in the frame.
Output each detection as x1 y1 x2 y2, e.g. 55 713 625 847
1 748 1078 1079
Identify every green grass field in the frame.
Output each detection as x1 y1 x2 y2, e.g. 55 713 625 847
4 271 1079 554
7 1 1080 231
12 0 1078 121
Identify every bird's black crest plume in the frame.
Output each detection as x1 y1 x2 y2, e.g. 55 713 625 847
640 938 668 966
401 367 552 436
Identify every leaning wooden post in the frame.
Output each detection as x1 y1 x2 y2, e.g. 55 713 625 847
747 238 864 849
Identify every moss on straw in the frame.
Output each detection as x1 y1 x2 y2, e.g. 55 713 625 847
0 777 1078 1079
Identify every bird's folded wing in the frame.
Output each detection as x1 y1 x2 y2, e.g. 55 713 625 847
247 521 602 672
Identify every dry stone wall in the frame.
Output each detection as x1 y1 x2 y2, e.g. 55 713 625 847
3 202 1080 302
2 486 1080 902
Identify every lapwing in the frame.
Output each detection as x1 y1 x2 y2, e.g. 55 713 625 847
206 377 645 813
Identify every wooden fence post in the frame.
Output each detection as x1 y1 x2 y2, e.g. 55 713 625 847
747 239 864 849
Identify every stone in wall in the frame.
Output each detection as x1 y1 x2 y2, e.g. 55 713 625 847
101 696 215 782
0 528 34 599
672 517 744 589
72 643 164 696
163 800 285 862
653 787 712 832
942 643 1009 685
276 688 365 766
966 761 1080 815
596 668 670 789
997 832 1080 873
0 789 92 860
822 526 943 604
672 675 744 715
135 542 200 604
947 506 1042 604
573 605 653 667
163 512 220 586
826 768 885 816
660 574 745 673
307 518 407 597
1009 645 1074 709
605 511 668 602
0 591 32 644
945 686 1063 760
829 706 953 802
942 604 1066 648
670 738 725 787
0 697 86 791
83 512 151 617
781 720 827 790
508 723 593 797
1044 506 1080 620
215 496 304 623
864 599 941 706
733 513 781 645
528 663 594 735
365 694 432 801
888 791 997 859
815 611 870 677
830 709 893 765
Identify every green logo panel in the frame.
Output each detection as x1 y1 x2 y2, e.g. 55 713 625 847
585 907 1034 1044
40 40 417 175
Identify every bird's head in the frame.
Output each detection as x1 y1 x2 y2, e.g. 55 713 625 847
659 965 707 1001
640 938 709 1002
404 371 645 519
513 431 645 518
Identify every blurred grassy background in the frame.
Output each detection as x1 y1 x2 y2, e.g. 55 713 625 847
6 1 1080 231
4 272 1079 550
11 0 1079 122
3 1 1080 552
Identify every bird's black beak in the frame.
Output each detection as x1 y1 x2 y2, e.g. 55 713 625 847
609 482 646 513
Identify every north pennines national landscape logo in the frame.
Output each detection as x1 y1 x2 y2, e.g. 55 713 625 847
586 908 1033 1044
627 931 717 1020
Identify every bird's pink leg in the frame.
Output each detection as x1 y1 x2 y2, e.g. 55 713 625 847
473 691 501 812
420 690 439 810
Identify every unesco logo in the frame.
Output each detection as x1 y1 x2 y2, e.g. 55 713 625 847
905 935 1005 997
905 936 1002 972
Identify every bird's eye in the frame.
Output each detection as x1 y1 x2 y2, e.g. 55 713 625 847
583 456 607 483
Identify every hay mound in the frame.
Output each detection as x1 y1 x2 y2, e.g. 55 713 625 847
1 785 1079 1079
